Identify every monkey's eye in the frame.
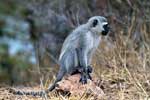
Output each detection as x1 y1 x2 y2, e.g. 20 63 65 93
92 19 98 27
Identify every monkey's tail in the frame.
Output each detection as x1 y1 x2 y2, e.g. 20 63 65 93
9 82 58 97
9 88 48 97
10 69 65 97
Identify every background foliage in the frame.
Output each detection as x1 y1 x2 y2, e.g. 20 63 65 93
0 0 150 99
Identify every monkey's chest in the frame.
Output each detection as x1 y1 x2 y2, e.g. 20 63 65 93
85 33 100 50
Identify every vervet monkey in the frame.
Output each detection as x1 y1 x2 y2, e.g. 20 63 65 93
12 16 109 96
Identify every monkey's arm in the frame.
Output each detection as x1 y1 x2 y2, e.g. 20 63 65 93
87 50 94 66
78 48 89 84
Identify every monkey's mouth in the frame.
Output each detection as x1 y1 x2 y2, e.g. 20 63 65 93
102 30 109 36
102 24 109 36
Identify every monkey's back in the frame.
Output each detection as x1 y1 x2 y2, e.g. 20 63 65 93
59 24 89 61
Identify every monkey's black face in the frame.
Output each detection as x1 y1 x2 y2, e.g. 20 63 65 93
88 16 109 36
102 24 109 36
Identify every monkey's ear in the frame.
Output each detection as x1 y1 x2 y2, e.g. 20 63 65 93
92 19 98 27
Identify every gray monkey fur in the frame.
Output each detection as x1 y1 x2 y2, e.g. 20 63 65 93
53 16 108 85
12 16 109 96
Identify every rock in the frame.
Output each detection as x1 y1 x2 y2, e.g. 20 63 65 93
55 74 105 98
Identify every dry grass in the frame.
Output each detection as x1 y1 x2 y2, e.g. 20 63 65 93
93 37 150 99
92 22 150 99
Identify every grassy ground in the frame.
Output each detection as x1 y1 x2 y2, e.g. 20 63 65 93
1 34 150 100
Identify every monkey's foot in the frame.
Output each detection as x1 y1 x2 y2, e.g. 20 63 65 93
79 74 88 84
79 73 92 83
79 77 87 84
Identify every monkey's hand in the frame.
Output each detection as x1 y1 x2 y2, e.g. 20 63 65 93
79 66 93 84
79 73 88 84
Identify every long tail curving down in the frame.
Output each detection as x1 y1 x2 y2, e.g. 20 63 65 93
10 68 66 97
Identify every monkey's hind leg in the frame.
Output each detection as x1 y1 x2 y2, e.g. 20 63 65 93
46 67 66 92
47 49 79 91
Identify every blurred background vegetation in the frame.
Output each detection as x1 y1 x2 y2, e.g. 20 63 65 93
0 0 150 87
